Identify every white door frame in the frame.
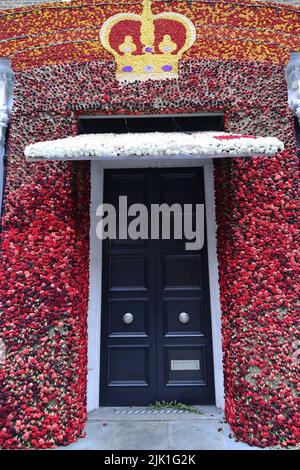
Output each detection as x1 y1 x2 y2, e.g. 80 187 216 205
87 158 224 412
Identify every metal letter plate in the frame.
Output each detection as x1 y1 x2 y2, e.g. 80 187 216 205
171 360 200 371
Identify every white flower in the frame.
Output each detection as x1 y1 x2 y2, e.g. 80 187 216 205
24 132 284 161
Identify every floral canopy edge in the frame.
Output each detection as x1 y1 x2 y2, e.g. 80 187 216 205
25 131 284 161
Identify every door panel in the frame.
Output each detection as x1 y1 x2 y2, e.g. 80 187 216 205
109 256 148 290
108 299 149 337
100 168 215 405
107 345 150 386
162 298 205 337
164 345 208 385
162 254 202 289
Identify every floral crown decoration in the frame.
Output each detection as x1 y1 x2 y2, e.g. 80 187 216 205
100 0 196 82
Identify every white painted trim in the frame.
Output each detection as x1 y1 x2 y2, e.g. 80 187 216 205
87 157 225 411
286 52 300 123
204 162 225 409
0 58 15 211
87 161 103 412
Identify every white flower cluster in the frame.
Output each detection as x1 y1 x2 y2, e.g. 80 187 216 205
25 131 284 161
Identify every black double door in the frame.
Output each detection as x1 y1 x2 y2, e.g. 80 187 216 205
100 168 215 405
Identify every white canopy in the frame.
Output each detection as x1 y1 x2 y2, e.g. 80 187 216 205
25 131 284 161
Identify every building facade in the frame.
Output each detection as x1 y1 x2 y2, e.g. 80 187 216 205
0 0 299 449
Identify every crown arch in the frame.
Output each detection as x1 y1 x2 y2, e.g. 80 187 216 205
0 0 299 450
99 0 196 81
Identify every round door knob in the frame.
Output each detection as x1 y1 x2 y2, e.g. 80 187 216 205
179 312 190 324
123 312 134 324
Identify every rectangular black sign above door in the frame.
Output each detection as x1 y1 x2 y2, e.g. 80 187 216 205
100 168 215 405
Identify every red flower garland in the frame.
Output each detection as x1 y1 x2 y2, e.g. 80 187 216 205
0 1 299 450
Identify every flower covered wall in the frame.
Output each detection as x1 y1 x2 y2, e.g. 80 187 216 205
0 0 299 449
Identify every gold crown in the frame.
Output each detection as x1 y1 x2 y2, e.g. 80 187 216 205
100 0 196 82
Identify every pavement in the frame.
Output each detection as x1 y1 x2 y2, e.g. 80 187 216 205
58 406 264 450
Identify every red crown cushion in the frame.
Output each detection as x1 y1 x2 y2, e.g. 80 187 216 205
109 18 187 55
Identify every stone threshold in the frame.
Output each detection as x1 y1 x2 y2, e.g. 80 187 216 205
88 405 223 422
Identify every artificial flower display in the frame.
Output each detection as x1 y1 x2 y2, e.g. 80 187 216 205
0 0 299 450
24 132 284 160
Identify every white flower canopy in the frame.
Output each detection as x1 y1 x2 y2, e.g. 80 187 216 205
25 132 284 161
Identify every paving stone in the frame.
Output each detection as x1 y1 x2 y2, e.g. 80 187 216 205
55 407 273 450
169 421 225 450
57 422 116 451
112 421 170 450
